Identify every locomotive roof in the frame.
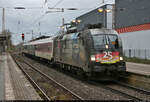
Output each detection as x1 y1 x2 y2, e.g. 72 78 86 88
56 29 118 40
24 36 56 46
89 28 118 35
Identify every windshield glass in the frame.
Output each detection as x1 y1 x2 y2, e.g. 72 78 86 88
92 34 118 48
92 34 106 47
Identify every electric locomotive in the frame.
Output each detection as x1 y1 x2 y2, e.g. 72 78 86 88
53 25 126 79
22 24 126 80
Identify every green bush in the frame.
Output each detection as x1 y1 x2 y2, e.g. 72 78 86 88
124 57 150 64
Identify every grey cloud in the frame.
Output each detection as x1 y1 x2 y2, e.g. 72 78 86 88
0 0 103 45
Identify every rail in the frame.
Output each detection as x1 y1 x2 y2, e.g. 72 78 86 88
12 54 83 100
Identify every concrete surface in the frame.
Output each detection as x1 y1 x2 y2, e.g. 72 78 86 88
127 62 150 76
0 53 41 100
0 54 5 100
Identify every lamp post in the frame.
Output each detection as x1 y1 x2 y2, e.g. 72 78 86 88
2 8 5 32
98 6 112 29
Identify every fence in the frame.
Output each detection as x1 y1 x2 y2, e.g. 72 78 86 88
123 49 150 60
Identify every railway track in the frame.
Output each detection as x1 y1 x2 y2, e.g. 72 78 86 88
118 72 150 91
12 55 83 100
12 55 50 100
13 54 150 100
91 80 150 101
100 84 141 101
114 80 150 95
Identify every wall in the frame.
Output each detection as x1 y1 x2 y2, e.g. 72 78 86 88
76 0 150 30
119 30 150 59
76 5 105 31
115 0 150 28
75 0 150 59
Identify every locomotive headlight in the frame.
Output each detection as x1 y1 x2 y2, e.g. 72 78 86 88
105 45 109 49
91 55 95 61
120 57 123 61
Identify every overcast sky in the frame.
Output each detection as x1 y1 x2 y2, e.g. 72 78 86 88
0 0 105 45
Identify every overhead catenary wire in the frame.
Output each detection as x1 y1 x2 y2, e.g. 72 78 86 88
28 0 107 28
26 0 65 31
52 0 65 8
1 0 111 40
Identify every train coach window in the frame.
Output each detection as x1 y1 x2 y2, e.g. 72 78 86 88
24 46 27 49
35 45 37 50
48 46 52 50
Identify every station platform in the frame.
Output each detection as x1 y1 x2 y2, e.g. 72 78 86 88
0 53 41 100
126 62 150 76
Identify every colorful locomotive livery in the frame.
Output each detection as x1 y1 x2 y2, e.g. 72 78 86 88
23 27 126 80
95 51 120 64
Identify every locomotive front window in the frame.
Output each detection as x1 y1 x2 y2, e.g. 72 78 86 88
92 34 118 48
106 35 118 44
92 34 106 47
106 34 119 48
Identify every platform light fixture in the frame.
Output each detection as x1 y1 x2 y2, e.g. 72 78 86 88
98 8 111 13
59 26 65 29
72 19 81 23
72 20 76 23
77 19 81 23
98 8 103 13
106 9 111 13
61 26 65 29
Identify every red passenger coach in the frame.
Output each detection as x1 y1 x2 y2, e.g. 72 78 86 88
35 42 53 60
23 37 54 62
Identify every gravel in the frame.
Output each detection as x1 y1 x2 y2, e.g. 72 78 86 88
21 55 129 100
106 84 150 100
16 58 78 100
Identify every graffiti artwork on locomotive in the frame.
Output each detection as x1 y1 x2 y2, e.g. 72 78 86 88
23 27 126 80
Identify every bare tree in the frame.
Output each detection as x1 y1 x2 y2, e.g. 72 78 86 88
1 29 12 51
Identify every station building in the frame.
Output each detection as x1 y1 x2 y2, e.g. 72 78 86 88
76 0 150 59
0 32 11 53
0 34 7 53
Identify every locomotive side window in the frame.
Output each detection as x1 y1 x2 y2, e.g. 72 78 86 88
118 36 122 48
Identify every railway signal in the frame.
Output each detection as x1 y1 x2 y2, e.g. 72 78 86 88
22 33 25 41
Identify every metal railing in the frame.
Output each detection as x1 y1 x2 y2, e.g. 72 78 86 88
123 49 150 60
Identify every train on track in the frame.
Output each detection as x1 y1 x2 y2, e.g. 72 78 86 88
22 25 126 80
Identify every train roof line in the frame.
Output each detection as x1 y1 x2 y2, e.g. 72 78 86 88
24 36 56 45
